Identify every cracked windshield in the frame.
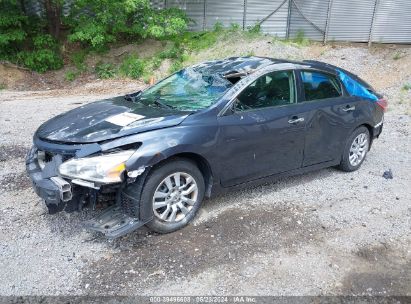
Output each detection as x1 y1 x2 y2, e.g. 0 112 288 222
138 68 233 111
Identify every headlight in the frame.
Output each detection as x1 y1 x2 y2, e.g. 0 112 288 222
58 150 134 183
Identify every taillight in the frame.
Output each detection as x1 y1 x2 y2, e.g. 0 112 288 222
376 98 388 112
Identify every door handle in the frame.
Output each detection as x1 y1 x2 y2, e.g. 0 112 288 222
342 105 356 112
288 117 305 124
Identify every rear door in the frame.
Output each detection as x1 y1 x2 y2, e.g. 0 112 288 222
298 70 359 166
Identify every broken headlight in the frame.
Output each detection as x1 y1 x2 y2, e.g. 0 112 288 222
58 150 134 183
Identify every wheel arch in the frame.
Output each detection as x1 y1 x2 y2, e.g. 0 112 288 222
163 152 214 198
357 123 374 150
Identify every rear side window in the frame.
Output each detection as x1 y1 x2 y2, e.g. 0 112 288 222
301 71 342 101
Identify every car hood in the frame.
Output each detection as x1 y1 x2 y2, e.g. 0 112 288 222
36 96 190 143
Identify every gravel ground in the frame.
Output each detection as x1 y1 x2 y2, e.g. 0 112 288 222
0 44 410 296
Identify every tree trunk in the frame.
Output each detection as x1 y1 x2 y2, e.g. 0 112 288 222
44 0 62 40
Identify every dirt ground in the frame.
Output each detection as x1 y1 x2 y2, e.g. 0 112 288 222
0 43 410 296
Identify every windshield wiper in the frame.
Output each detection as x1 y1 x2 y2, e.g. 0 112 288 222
152 97 176 110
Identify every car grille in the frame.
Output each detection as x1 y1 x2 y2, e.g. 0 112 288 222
37 149 74 171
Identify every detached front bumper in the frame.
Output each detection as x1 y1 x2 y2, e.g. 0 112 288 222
25 145 151 238
25 146 79 214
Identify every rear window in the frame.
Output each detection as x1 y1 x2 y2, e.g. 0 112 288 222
301 71 342 101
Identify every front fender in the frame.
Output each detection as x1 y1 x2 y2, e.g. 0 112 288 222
107 124 220 173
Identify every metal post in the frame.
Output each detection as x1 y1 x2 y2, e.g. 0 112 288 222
203 0 206 31
323 0 333 44
243 0 247 30
368 0 380 47
286 0 292 38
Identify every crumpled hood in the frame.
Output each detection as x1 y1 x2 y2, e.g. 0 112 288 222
36 96 190 143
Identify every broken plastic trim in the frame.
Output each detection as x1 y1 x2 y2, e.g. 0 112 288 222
71 179 100 190
127 166 146 178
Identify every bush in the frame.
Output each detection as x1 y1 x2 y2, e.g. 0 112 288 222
70 50 89 72
95 62 116 79
213 21 224 32
229 23 241 32
150 56 163 69
68 1 188 49
248 23 261 34
402 83 411 91
169 60 183 74
17 49 63 73
65 70 77 81
159 44 181 59
293 29 310 46
0 1 27 56
14 34 63 72
120 55 145 79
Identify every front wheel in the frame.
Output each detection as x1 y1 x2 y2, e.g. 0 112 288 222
141 159 205 233
339 126 370 172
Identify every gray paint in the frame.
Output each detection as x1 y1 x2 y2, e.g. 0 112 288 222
327 0 376 42
289 0 329 41
371 0 411 43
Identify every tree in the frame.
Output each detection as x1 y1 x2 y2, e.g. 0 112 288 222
67 0 189 49
44 0 63 39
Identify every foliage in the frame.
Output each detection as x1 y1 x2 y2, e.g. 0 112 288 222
65 70 77 81
0 0 27 54
68 0 188 49
120 55 145 79
0 0 188 72
14 34 63 72
292 29 310 46
169 60 183 74
70 49 88 71
213 21 224 32
393 52 403 60
229 23 241 32
402 83 411 91
17 48 63 72
150 56 163 69
247 23 261 35
95 62 116 79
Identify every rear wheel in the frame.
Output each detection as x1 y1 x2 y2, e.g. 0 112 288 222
339 126 370 172
141 159 205 233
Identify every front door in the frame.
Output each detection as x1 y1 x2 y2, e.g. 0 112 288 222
217 70 306 187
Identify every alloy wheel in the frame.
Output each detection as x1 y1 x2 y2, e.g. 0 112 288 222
349 132 369 166
152 172 198 223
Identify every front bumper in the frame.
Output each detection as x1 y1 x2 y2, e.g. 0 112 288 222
26 145 151 237
26 146 76 213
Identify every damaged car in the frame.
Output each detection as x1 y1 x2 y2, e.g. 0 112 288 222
26 56 386 238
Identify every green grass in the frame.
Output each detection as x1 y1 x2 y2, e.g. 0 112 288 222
120 55 146 79
70 49 88 72
393 52 402 60
402 83 411 91
95 62 116 79
64 70 77 81
0 83 6 90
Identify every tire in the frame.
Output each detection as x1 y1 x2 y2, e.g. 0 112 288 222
140 158 205 234
339 126 370 172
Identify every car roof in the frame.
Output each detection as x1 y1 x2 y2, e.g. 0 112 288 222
192 56 341 77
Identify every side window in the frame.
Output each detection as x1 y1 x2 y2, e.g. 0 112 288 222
301 71 342 101
235 70 295 111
